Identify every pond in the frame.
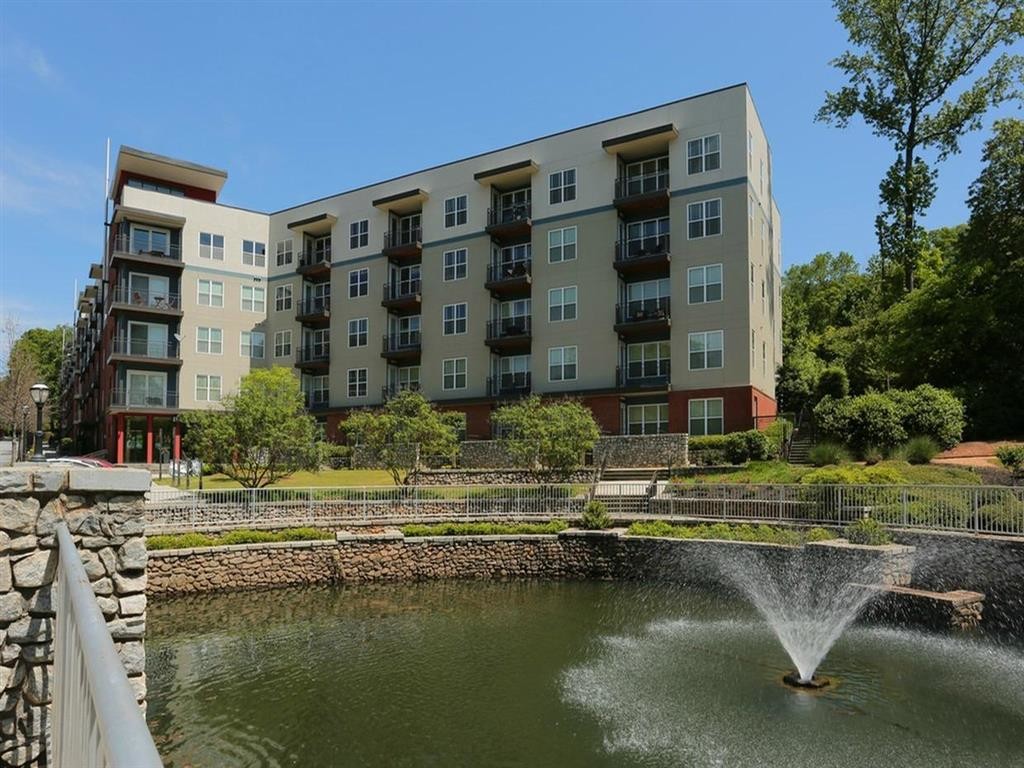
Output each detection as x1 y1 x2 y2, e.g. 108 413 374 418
147 581 1024 767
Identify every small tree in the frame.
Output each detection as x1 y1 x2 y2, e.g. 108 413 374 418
342 391 459 485
493 396 600 472
182 367 321 488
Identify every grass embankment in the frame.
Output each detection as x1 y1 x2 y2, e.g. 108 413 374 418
147 527 332 550
672 460 980 485
401 520 569 537
626 520 836 545
153 468 401 490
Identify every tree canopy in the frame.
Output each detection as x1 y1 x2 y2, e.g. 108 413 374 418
492 396 600 472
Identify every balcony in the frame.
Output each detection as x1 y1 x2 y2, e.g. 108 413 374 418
382 280 422 312
485 316 531 351
613 171 670 216
382 228 422 264
382 383 421 401
487 373 532 399
109 286 182 317
297 250 332 280
613 235 671 277
381 332 421 362
485 260 531 298
107 337 182 366
295 345 331 371
296 297 331 326
485 203 532 243
616 364 671 390
110 235 183 270
614 297 671 340
109 388 179 411
304 391 330 411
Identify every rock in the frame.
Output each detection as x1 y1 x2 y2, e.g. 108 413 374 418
113 571 146 595
91 578 113 596
68 468 150 493
0 499 39 534
127 672 147 703
1 644 20 665
0 556 10 592
119 594 147 617
0 740 42 767
30 468 67 493
24 665 50 705
0 470 32 495
117 641 145 675
35 499 64 536
98 547 116 575
106 617 145 640
7 535 38 553
5 616 51 644
0 593 26 623
26 587 53 617
80 550 105 580
117 538 148 571
95 596 118 616
112 516 146 536
12 551 55 589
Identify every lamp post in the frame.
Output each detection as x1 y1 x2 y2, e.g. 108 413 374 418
29 384 50 462
21 406 29 462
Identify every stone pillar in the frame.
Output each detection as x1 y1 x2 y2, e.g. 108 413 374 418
0 465 151 767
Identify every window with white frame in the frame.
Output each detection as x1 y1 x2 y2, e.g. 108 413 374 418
689 330 724 370
394 366 420 392
627 403 668 435
274 330 292 358
687 134 721 174
689 398 724 436
444 195 468 228
549 168 576 204
276 239 293 266
548 226 577 263
442 303 467 335
442 357 467 390
349 219 368 249
393 314 420 346
130 225 170 255
197 279 223 308
497 243 531 272
624 156 669 195
548 346 577 382
199 232 224 260
241 285 266 312
348 317 368 347
626 341 670 380
275 284 292 312
349 268 368 298
196 327 223 355
308 374 329 407
242 240 266 267
548 286 577 322
347 368 368 398
624 216 669 255
195 374 222 402
240 331 265 359
688 264 723 304
497 355 530 390
687 199 722 239
307 328 330 357
443 249 467 281
625 278 669 315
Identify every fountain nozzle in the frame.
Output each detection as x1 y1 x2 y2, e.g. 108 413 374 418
782 671 831 690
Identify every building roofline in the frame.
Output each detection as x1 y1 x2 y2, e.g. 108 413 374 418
118 145 228 179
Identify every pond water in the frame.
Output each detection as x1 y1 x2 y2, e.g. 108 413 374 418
147 581 1024 767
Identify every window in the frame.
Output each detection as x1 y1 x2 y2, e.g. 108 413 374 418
306 328 330 358
624 156 669 195
624 217 670 256
242 240 266 267
241 285 265 312
195 374 222 403
240 331 265 359
549 168 576 204
349 219 368 249
393 314 421 346
687 199 722 239
130 225 170 255
688 264 723 304
624 278 669 316
196 327 223 355
689 330 724 370
125 370 166 407
349 268 368 298
548 286 577 322
497 188 531 222
627 404 668 435
687 134 721 175
307 374 329 407
274 330 292 358
442 358 467 390
548 226 577 263
444 195 468 228
548 346 577 382
627 341 670 380
348 317 368 347
276 239 293 266
347 368 368 398
199 232 224 260
689 398 724 436
443 249 467 281
126 178 184 197
498 243 531 271
197 279 223 308
443 303 467 335
393 366 420 393
497 355 530 391
274 284 292 312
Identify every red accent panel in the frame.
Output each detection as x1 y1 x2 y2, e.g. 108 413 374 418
669 386 778 434
115 171 218 203
580 394 622 435
437 403 492 440
173 422 181 461
146 415 154 464
115 415 125 464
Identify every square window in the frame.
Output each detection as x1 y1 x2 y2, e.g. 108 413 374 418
549 168 576 205
274 330 292 358
347 368 368 398
197 280 224 308
548 346 578 382
688 330 724 370
548 286 577 322
275 284 292 312
687 134 721 175
442 357 467 390
196 327 223 355
241 285 265 312
627 404 668 435
443 249 467 281
443 303 467 335
687 199 722 239
349 219 369 249
348 317 368 348
199 232 224 260
689 398 724 436
276 239 294 266
349 268 368 298
687 264 723 304
548 226 577 263
444 195 468 228
195 374 222 402
240 331 265 359
242 240 266 267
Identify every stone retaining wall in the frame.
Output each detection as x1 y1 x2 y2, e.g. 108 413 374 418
410 469 594 486
593 434 689 468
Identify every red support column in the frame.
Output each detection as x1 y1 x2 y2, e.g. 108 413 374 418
115 415 125 464
172 421 181 461
145 415 154 464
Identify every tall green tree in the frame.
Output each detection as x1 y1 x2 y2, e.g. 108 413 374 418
182 367 322 488
11 326 71 430
492 396 600 472
818 0 1023 292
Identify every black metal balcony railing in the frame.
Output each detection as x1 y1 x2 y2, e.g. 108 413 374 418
486 316 532 340
110 286 181 311
382 383 422 401
488 372 532 397
615 235 671 262
110 337 180 359
296 297 331 317
111 234 182 261
382 332 422 353
298 249 332 268
383 279 421 302
296 345 331 365
616 363 671 387
614 170 670 200
487 203 532 227
486 259 531 283
383 228 422 250
615 297 671 324
305 391 330 410
110 388 179 409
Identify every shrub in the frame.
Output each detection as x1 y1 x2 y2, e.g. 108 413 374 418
146 527 332 550
321 442 352 468
801 465 867 485
805 526 836 542
762 419 792 460
816 366 849 401
899 436 940 465
843 516 892 545
580 500 612 530
808 441 850 467
861 445 884 465
624 520 835 546
688 435 730 465
996 445 1024 474
401 520 568 537
723 430 772 464
976 496 1024 533
815 393 907 451
888 385 965 450
863 465 907 484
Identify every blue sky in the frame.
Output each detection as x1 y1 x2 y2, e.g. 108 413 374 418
1 0 1017 330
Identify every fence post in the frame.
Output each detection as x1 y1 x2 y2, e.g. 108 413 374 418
971 488 979 533
901 487 908 527
778 486 784 521
308 487 313 520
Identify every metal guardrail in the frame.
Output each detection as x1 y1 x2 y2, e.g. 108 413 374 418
53 522 162 767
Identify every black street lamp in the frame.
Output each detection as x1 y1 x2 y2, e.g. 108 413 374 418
29 384 50 462
20 405 29 462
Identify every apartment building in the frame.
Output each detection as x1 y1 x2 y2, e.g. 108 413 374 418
62 83 782 463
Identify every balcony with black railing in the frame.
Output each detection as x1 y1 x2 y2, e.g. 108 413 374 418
613 235 671 276
296 297 331 325
614 297 671 339
485 259 531 297
613 170 670 215
110 234 183 269
382 280 422 311
304 391 330 411
109 388 179 411
297 249 332 279
616 363 671 390
382 227 423 263
381 332 422 361
487 372 532 398
109 285 182 316
485 202 532 242
295 345 331 370
485 316 531 351
107 336 182 365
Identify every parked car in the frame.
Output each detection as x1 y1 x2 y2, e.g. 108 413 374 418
47 456 115 468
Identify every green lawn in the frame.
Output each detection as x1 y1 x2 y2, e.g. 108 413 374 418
672 460 981 485
154 468 401 489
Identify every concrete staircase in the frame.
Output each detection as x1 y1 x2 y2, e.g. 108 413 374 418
787 432 814 465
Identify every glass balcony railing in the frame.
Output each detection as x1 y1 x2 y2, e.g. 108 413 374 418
110 337 180 359
110 286 180 311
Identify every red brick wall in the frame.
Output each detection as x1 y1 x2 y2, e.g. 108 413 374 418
581 394 622 435
668 386 778 434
